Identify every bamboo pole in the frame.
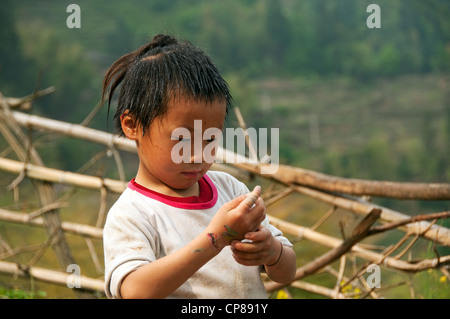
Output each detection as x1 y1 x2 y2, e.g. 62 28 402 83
234 106 258 162
235 162 450 200
0 208 103 239
0 260 104 293
290 280 347 299
11 111 137 153
281 164 450 200
0 156 127 194
234 161 450 200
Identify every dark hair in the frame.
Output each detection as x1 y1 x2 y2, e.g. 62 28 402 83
102 34 233 136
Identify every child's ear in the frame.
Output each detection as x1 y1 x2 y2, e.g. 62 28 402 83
120 111 139 140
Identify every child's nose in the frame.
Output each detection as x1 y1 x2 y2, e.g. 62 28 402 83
191 150 203 163
191 139 216 164
190 140 205 163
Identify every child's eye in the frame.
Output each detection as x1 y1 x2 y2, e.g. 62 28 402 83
172 134 191 142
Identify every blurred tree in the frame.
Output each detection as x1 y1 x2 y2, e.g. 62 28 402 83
263 0 292 69
0 0 34 95
17 24 96 122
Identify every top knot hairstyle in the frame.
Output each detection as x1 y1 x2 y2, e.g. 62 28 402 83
102 34 233 136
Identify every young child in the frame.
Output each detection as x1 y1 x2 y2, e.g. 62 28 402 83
102 34 296 299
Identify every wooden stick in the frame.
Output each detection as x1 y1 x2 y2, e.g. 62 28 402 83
3 86 55 110
267 215 450 274
10 111 137 153
0 260 104 292
333 255 347 298
288 184 450 246
234 106 258 162
0 156 127 193
367 211 450 236
265 214 450 293
235 162 450 200
277 209 381 287
0 208 103 239
290 280 347 299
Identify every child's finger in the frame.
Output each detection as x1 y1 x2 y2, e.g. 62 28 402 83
221 194 246 212
244 225 268 242
239 185 261 209
231 240 260 253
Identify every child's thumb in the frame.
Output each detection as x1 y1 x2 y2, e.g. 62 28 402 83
237 186 261 210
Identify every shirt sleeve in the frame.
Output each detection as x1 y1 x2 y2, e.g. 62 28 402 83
103 199 159 299
261 216 293 247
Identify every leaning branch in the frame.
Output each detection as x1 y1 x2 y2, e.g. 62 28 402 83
265 209 450 293
266 209 381 292
3 86 55 110
367 211 450 236
236 162 450 200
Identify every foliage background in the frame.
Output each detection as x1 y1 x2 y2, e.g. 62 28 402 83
0 0 449 298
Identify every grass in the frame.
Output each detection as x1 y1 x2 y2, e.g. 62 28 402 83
0 281 46 299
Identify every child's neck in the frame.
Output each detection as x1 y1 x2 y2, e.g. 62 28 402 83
134 173 199 198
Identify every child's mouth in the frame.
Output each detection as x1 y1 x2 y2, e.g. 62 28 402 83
181 171 201 179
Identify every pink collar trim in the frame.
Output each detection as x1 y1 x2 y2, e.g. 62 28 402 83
127 174 218 210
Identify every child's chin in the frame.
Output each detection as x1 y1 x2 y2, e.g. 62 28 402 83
171 178 199 190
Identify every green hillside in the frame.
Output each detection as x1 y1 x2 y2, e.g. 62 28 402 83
0 0 447 190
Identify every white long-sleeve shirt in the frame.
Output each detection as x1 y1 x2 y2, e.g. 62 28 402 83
103 170 292 299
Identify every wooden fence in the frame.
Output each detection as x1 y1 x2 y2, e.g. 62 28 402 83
0 89 449 298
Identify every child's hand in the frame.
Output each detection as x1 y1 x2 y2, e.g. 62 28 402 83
230 226 282 267
206 186 265 250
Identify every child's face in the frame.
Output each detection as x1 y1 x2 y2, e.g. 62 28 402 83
123 97 227 196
